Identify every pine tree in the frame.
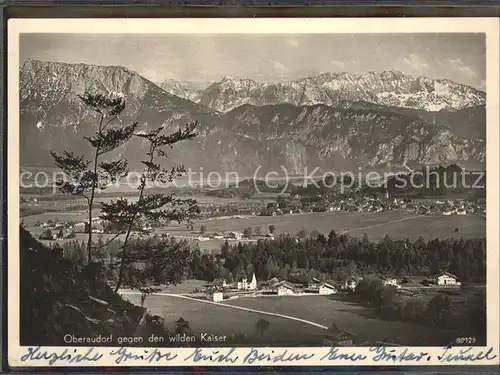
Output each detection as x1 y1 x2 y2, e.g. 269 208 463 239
101 122 200 292
51 92 137 263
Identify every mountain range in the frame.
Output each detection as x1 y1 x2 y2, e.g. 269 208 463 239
164 71 485 113
19 59 486 174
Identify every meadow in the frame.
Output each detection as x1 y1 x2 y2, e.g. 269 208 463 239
122 293 462 346
222 296 462 346
171 210 485 240
122 293 327 346
23 207 486 252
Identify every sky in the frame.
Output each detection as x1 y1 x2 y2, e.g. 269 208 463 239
20 33 486 89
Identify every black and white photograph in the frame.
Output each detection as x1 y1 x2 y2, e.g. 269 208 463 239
7 18 500 367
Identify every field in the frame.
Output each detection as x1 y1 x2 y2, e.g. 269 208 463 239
171 210 485 240
22 207 486 252
122 293 463 346
223 296 464 346
122 293 327 346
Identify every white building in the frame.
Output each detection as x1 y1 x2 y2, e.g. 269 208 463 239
434 272 461 286
342 277 361 291
212 278 227 289
307 277 321 289
319 282 338 295
85 217 105 225
248 273 257 290
73 222 87 233
379 276 401 288
277 282 297 296
237 273 257 291
207 291 224 302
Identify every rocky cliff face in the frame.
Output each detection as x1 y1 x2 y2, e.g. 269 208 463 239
198 71 486 113
20 60 486 174
20 59 218 167
216 104 485 174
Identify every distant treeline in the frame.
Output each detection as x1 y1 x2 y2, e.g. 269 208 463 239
196 231 486 284
58 229 486 287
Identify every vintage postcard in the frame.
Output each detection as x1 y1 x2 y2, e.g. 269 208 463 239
7 18 500 368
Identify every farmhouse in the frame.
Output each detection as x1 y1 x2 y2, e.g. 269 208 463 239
85 217 105 225
307 277 321 290
342 277 362 291
237 273 257 291
277 282 297 296
434 272 461 286
319 282 338 295
379 275 401 288
323 324 356 346
206 291 224 302
211 278 228 289
73 222 87 233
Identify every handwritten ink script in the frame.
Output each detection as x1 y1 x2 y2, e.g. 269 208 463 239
18 345 498 366
109 347 178 364
438 346 497 363
20 346 103 366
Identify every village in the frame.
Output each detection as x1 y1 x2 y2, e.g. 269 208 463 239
202 271 463 302
258 192 486 217
193 271 464 347
30 192 486 242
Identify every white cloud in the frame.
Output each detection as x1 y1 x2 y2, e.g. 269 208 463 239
330 60 345 69
399 53 430 76
271 60 286 73
287 39 299 48
446 57 478 80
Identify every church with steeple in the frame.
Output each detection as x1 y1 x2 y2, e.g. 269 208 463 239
237 272 257 291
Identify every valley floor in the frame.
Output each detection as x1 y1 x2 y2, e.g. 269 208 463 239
121 292 464 347
25 209 486 253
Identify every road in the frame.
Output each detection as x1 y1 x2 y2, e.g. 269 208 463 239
120 291 329 330
339 214 423 235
